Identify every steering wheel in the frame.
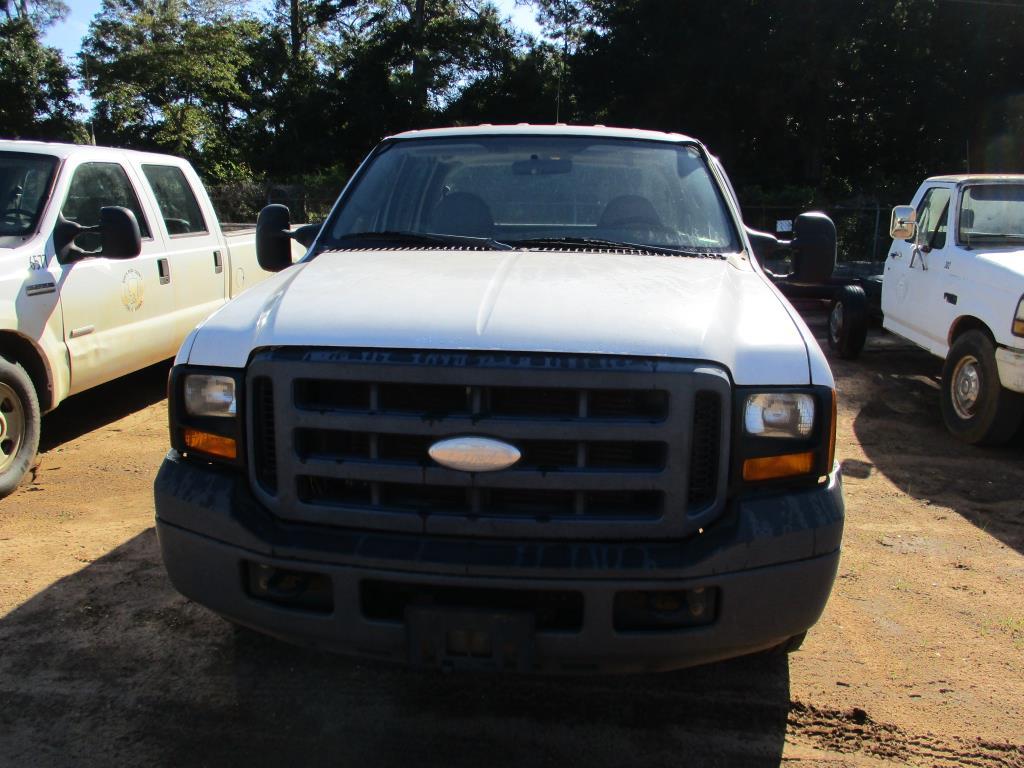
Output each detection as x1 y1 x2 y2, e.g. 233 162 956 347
602 218 683 246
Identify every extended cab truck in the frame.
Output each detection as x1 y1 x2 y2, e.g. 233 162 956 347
155 125 845 674
0 141 304 496
881 176 1024 445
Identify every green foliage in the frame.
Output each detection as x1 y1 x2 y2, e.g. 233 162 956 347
82 0 259 182
9 0 1009 217
0 16 83 141
550 0 1024 203
2 0 70 29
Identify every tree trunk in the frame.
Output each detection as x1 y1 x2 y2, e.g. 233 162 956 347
411 0 428 110
290 0 301 60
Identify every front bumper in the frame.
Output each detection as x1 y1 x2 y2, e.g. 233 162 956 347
996 345 1024 394
154 451 844 673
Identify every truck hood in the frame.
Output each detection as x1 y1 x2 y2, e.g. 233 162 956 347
184 249 814 385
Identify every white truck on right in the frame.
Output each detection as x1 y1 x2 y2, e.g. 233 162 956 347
883 175 1024 445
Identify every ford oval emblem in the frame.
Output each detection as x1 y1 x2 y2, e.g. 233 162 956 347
428 436 522 473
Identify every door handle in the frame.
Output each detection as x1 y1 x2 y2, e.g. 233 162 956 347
158 257 171 285
213 250 223 274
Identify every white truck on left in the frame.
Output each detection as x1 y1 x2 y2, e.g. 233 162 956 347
0 141 305 497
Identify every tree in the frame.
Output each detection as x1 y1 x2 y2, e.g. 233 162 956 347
82 0 258 181
0 2 82 141
2 0 68 28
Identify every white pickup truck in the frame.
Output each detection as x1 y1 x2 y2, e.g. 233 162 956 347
0 141 304 496
155 125 845 673
883 175 1024 444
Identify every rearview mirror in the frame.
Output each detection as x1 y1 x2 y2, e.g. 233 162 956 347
256 204 320 272
790 211 837 285
890 205 917 240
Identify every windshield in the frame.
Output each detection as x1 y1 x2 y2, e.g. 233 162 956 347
959 184 1024 246
0 152 58 238
324 136 739 253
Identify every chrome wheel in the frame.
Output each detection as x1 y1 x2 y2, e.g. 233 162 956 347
0 382 26 475
951 354 982 420
829 301 844 341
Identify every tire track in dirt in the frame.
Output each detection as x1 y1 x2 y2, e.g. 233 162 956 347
787 700 1024 767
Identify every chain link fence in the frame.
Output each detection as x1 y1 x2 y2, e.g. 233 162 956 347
741 204 892 264
207 182 337 227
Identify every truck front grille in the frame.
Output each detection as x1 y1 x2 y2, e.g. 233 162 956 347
247 349 730 541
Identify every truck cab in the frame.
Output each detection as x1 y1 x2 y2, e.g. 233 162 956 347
883 175 1024 444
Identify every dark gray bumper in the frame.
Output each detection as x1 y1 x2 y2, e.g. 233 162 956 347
154 451 844 673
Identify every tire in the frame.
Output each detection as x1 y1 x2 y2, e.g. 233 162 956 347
827 285 868 359
760 631 807 659
941 330 1024 445
0 357 41 499
780 630 807 653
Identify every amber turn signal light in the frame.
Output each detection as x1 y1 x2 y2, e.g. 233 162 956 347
828 389 838 470
743 451 814 482
184 428 237 460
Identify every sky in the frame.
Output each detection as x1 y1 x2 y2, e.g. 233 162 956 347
43 0 542 62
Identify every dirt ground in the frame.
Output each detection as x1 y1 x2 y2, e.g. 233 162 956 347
1 315 1022 768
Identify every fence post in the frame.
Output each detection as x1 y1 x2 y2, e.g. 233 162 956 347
871 203 880 261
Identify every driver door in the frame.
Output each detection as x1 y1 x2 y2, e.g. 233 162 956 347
54 160 174 395
882 185 951 351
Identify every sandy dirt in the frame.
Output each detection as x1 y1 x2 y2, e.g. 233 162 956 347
1 317 1022 767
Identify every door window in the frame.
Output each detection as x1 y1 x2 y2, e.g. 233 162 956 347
142 164 208 236
61 162 151 251
914 187 951 249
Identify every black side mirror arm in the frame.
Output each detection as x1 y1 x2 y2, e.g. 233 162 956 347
289 222 322 249
53 215 103 263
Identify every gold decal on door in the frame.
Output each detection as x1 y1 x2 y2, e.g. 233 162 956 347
122 268 144 312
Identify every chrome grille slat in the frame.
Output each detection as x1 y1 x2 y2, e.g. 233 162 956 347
247 349 730 541
295 459 665 491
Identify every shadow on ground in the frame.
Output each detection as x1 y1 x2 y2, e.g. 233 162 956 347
805 312 1024 555
39 360 172 453
0 530 791 768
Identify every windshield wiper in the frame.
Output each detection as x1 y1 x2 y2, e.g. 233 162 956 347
332 230 512 250
506 236 719 257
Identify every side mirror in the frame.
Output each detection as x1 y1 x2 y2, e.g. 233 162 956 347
53 206 142 262
99 206 142 259
790 211 837 285
256 204 321 272
256 204 293 272
890 205 917 240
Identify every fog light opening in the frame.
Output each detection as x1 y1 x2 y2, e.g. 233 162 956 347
245 562 334 614
613 587 718 632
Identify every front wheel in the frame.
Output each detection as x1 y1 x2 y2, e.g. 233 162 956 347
827 285 868 359
941 330 1023 445
0 357 41 499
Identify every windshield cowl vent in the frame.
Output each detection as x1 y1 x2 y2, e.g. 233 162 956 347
325 246 727 259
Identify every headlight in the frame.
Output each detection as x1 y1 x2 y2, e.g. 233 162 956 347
184 374 237 417
1013 296 1024 337
736 388 835 485
170 366 244 466
743 393 815 438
